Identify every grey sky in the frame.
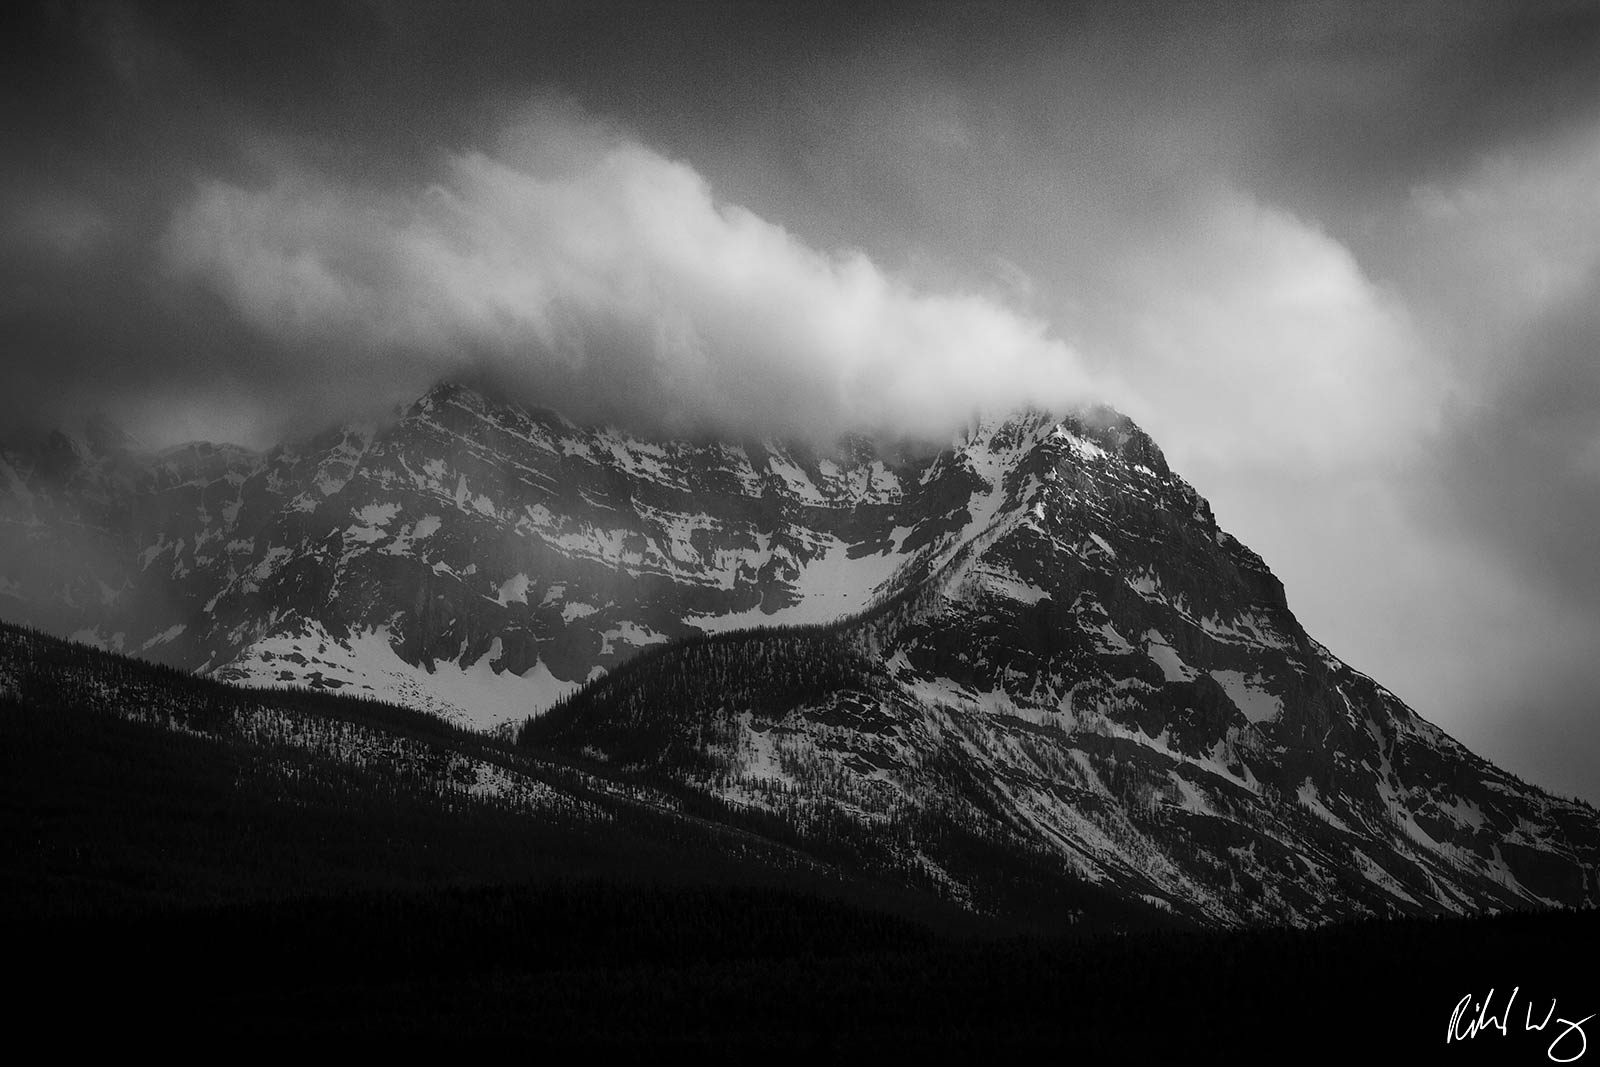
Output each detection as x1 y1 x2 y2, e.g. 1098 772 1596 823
4 0 1598 801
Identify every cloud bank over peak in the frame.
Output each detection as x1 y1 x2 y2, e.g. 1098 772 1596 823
160 106 1433 470
162 110 1107 443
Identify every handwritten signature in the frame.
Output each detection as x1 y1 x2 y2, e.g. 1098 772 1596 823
1449 987 1593 1062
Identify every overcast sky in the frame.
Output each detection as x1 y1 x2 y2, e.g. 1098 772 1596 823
4 0 1598 802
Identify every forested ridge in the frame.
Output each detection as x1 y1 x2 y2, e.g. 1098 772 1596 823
0 621 977 930
521 624 881 763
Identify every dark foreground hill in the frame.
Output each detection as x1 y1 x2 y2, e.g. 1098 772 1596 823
0 621 992 932
4 621 1595 1056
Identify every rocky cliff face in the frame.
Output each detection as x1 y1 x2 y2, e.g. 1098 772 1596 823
1 383 1077 721
528 406 1600 923
3 383 1596 924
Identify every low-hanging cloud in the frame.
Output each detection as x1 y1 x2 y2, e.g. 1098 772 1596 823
163 110 1110 442
1079 190 1438 476
162 106 1435 465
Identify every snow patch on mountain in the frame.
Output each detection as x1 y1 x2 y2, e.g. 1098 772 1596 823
1210 669 1283 723
1145 630 1197 682
220 623 577 729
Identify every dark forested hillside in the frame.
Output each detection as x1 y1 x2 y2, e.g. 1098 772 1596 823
523 625 879 766
0 622 983 931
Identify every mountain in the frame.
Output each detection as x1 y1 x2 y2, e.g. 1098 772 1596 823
2 382 1596 926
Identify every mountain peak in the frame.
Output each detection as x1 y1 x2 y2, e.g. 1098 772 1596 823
409 379 588 437
410 379 482 415
955 403 1174 484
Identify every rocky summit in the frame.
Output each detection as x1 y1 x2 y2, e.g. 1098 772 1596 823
2 382 1596 925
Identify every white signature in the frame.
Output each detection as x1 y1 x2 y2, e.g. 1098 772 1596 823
1449 987 1593 1062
